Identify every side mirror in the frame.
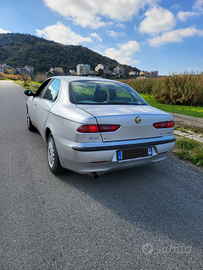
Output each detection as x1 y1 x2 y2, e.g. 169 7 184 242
24 90 35 97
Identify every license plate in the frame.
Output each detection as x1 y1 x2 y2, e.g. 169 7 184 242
117 147 152 161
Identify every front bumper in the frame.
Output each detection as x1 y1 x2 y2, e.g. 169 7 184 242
54 135 175 174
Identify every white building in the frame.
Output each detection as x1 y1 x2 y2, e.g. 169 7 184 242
95 64 109 74
129 70 139 76
114 66 125 76
77 64 90 76
49 67 64 75
24 65 34 73
69 70 75 76
149 71 158 77
0 63 8 73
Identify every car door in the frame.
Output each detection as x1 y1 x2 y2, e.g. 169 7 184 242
35 79 61 137
28 79 51 127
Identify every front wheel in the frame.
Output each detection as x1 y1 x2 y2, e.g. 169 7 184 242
47 134 65 175
26 109 36 131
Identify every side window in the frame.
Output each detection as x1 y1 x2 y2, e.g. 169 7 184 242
36 79 51 97
42 79 61 101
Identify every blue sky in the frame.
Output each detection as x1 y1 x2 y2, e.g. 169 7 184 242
0 0 203 75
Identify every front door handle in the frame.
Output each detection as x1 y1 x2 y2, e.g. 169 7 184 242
34 102 37 106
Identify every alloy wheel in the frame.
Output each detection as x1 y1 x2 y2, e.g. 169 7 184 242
48 138 55 168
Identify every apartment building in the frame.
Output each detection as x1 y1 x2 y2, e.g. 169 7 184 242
95 64 109 74
0 63 9 73
77 64 90 76
49 67 64 75
114 65 125 76
129 70 139 76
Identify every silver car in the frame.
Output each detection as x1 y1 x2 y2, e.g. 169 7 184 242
24 76 175 178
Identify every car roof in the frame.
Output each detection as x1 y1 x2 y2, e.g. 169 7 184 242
51 76 118 84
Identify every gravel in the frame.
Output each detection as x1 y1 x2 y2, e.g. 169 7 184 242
171 113 203 133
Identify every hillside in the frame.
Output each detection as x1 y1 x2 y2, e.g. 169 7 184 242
0 33 121 73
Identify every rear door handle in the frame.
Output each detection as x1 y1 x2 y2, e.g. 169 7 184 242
34 102 37 106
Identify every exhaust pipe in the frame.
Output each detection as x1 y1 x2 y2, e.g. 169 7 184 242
92 172 99 179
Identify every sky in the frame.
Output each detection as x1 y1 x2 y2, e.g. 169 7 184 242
0 0 203 75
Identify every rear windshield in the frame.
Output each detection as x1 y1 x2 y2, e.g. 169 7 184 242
69 80 148 105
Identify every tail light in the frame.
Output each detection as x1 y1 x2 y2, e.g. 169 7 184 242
153 121 174 129
77 124 120 133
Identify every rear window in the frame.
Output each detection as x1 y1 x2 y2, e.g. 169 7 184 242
69 80 148 105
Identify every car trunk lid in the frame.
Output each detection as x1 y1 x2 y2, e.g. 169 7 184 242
77 105 173 142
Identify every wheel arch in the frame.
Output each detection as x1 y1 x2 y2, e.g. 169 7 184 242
45 127 52 143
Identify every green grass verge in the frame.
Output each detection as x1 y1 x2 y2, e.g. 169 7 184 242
30 81 41 86
140 93 203 118
174 137 203 168
15 80 39 92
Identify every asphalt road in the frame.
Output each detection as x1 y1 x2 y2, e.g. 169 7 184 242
1 81 203 270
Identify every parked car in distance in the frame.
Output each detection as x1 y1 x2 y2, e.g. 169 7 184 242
24 76 175 178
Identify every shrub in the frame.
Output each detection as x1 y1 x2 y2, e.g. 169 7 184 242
23 81 29 87
34 73 48 83
0 72 22 80
119 78 156 94
152 74 203 106
0 73 5 79
20 70 31 82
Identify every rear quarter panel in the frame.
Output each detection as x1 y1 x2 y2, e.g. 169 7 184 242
45 104 103 143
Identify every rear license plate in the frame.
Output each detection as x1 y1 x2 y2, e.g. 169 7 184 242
117 147 152 161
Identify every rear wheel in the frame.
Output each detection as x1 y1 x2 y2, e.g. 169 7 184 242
47 133 65 175
26 109 36 131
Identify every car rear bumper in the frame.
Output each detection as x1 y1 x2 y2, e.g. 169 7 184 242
54 135 175 175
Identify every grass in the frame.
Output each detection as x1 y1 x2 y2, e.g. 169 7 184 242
174 126 198 133
176 138 199 150
140 93 203 118
30 81 41 86
15 80 39 92
174 137 203 168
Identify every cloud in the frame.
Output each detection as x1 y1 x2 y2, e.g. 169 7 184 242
119 40 140 55
177 11 199 21
139 5 176 34
106 30 125 37
71 17 109 29
104 40 140 65
133 60 140 64
43 0 159 28
116 23 125 28
149 27 203 47
193 0 203 12
90 33 102 42
36 22 92 45
0 28 10 33
171 4 181 10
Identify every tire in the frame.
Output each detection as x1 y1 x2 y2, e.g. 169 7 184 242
47 133 65 175
26 109 36 131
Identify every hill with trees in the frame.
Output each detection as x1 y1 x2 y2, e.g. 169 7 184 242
0 33 123 74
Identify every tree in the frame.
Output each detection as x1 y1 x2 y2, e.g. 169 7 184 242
34 64 49 74
98 68 104 77
20 69 31 81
